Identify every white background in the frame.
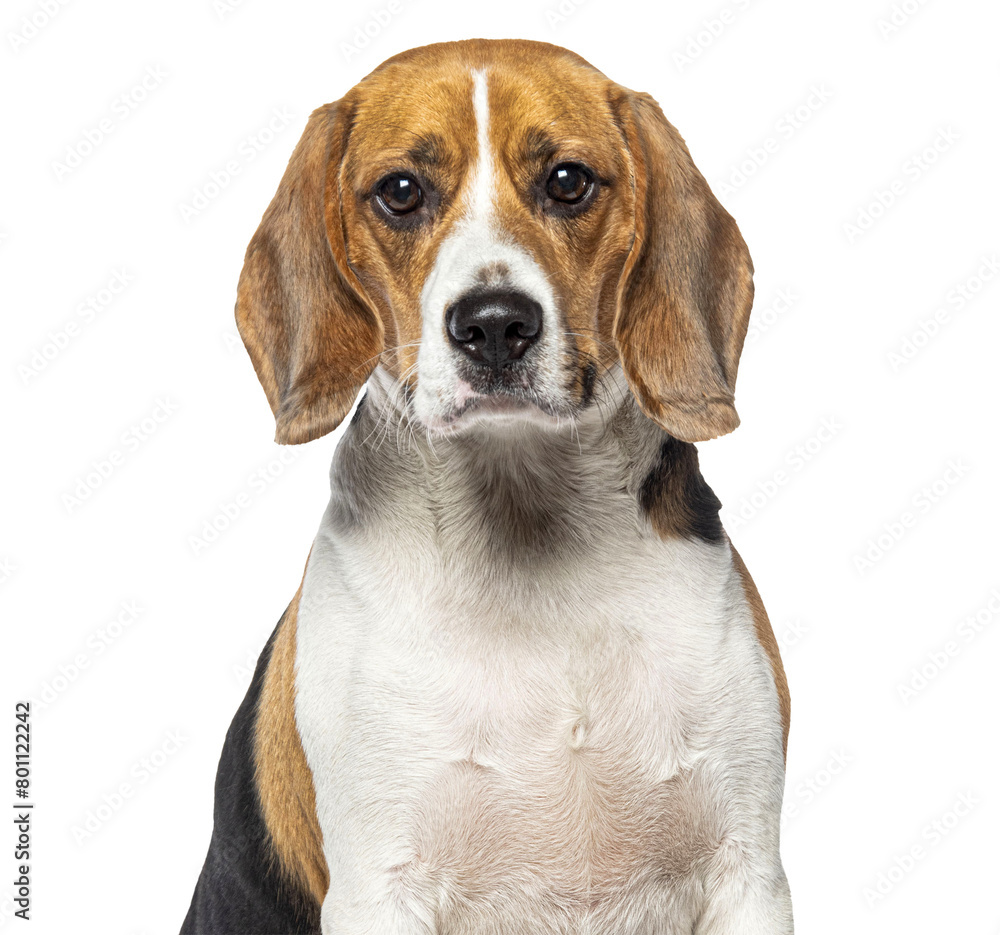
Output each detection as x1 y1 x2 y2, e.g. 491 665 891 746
2 0 998 932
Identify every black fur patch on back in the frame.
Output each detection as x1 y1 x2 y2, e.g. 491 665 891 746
180 613 320 935
638 436 724 542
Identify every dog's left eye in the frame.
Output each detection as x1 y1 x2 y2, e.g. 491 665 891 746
376 174 423 214
546 163 593 204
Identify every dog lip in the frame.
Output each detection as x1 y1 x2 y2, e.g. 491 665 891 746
456 394 531 416
430 390 563 433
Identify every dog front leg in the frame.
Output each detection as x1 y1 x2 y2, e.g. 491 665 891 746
694 846 793 935
320 860 439 935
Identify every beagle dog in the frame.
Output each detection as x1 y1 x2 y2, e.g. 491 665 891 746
182 39 792 935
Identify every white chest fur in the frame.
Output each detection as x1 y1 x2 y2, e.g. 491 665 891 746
293 436 787 933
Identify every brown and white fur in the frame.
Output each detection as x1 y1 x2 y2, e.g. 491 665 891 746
182 38 792 935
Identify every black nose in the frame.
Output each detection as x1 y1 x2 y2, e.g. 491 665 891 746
445 291 543 367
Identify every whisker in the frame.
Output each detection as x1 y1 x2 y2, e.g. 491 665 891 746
356 341 424 374
562 330 621 359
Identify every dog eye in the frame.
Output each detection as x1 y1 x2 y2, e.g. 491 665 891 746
546 163 593 204
377 174 423 214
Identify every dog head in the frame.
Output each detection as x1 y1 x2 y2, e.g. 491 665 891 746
236 39 753 444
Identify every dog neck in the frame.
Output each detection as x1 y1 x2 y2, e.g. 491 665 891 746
321 366 724 578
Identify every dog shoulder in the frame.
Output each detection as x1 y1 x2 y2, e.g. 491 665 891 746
181 594 327 934
728 545 791 761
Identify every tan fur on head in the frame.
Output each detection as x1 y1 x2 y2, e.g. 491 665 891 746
236 100 384 445
611 90 755 443
236 40 754 444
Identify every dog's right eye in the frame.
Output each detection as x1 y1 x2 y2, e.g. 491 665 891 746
546 163 592 204
376 174 423 214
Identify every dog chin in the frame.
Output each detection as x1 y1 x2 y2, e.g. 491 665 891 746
422 393 568 436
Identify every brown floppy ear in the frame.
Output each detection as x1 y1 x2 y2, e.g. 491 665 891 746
236 100 384 445
612 90 754 443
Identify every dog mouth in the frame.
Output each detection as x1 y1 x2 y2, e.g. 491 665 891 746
443 383 559 429
455 393 534 419
406 354 599 436
424 367 567 433
458 364 529 402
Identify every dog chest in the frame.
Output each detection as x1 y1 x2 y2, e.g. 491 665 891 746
294 526 780 922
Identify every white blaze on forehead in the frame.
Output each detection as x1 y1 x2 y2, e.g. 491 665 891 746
412 66 567 430
469 68 494 224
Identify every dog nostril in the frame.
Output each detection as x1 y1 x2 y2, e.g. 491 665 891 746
506 318 540 340
505 320 537 360
446 291 543 368
452 323 485 345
